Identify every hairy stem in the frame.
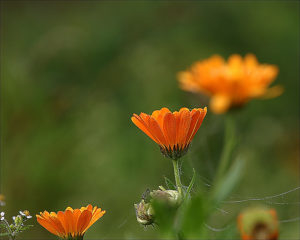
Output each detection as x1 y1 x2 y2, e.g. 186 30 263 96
172 160 183 198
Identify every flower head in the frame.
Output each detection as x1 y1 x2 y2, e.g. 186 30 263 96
131 107 207 160
237 207 279 240
20 210 32 219
36 204 105 240
178 54 282 114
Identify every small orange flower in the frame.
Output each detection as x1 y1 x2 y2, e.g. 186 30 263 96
131 107 207 159
178 54 282 114
237 207 279 240
36 205 105 240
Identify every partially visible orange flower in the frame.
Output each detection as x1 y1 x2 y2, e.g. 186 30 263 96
0 194 5 206
36 204 105 240
237 207 279 240
178 54 282 114
131 107 207 159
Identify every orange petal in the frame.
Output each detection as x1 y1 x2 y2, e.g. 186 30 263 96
72 209 82 235
83 209 106 234
77 210 92 234
244 54 258 67
163 113 176 148
189 108 206 141
228 54 243 66
148 117 167 146
86 204 93 212
37 215 60 236
65 207 74 212
210 95 231 114
260 85 283 99
48 215 65 236
64 209 76 236
176 109 191 148
57 211 69 235
131 115 159 144
186 110 200 144
153 108 171 128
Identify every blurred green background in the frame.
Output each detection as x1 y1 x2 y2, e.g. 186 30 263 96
1 1 299 239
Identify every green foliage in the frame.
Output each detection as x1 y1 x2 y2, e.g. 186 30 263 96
164 176 176 190
184 168 196 201
179 195 208 239
212 156 245 205
151 198 179 238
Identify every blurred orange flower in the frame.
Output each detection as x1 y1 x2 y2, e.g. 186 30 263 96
131 107 207 159
178 54 282 114
237 207 279 240
36 204 105 240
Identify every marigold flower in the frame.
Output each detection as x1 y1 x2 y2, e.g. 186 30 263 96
178 54 282 114
131 107 207 160
237 207 279 240
36 204 105 240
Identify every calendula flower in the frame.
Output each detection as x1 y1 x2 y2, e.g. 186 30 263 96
36 204 105 240
131 107 207 160
237 207 279 240
178 54 282 114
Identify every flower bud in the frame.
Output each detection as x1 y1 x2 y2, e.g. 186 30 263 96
150 187 181 206
237 207 279 240
134 200 154 226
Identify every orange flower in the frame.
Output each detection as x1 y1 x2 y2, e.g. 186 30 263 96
36 205 105 240
131 107 207 159
178 54 282 114
237 207 279 240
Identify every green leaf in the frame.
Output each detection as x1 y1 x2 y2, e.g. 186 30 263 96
164 176 176 190
212 156 245 204
184 168 196 201
180 194 208 239
0 232 10 237
20 224 34 231
151 198 178 238
214 115 237 184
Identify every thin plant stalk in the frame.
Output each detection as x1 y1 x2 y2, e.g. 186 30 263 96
214 115 236 184
172 160 183 198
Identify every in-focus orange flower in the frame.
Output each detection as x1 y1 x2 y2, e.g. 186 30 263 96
237 207 279 240
36 204 105 240
131 107 207 159
178 54 282 114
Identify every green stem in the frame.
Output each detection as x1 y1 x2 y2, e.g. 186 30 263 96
215 115 235 183
172 160 183 198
